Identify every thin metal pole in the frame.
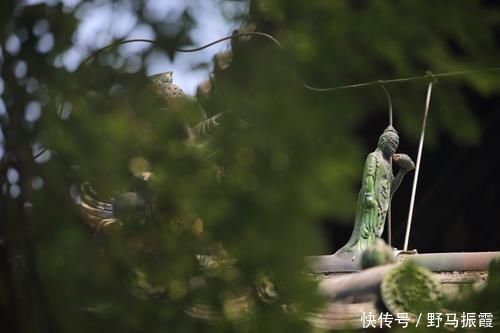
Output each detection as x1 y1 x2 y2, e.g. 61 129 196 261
388 164 392 246
380 82 393 246
379 82 393 126
403 81 434 251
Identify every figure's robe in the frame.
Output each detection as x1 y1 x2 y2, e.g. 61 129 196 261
337 150 393 254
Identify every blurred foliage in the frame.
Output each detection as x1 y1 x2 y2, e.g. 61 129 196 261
1 0 500 332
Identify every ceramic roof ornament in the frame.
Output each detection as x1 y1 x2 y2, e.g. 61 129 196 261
381 260 444 322
360 239 396 269
79 72 221 231
336 126 415 256
149 71 186 102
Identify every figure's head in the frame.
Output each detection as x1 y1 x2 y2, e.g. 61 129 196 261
377 125 399 156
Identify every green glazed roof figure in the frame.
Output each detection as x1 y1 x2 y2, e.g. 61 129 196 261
336 126 415 255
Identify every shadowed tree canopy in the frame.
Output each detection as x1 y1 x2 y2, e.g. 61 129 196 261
1 1 500 332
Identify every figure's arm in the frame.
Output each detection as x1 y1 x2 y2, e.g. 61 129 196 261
364 155 377 208
391 153 415 196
